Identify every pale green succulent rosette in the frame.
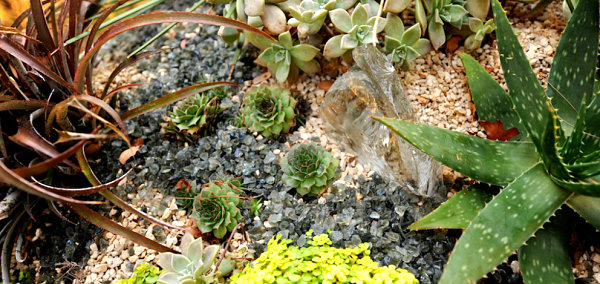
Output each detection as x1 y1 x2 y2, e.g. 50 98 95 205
323 4 386 58
257 31 321 82
242 85 297 137
157 234 220 284
281 143 338 196
384 14 432 69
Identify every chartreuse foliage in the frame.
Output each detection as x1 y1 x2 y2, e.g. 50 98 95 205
114 263 162 284
281 143 338 196
230 231 419 284
373 0 600 282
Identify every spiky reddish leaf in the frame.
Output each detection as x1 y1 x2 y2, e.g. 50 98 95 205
121 82 236 121
73 11 276 92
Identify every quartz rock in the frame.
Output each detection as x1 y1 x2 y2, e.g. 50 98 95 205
320 45 443 196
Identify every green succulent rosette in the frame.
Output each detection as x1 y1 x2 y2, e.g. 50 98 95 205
281 143 338 196
193 181 242 239
165 93 222 142
242 85 297 137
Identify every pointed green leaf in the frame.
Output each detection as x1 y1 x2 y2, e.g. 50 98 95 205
491 0 569 179
546 0 598 134
459 53 524 140
567 194 600 230
519 211 575 284
550 176 600 197
373 117 540 186
581 94 600 155
440 163 572 284
409 184 493 230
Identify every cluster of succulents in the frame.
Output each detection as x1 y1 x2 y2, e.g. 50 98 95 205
114 263 162 284
206 0 503 82
164 88 228 142
375 0 600 282
193 181 243 239
157 233 235 284
241 85 297 138
230 231 419 283
281 143 338 196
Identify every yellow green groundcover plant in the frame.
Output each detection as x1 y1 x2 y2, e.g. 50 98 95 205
231 231 419 284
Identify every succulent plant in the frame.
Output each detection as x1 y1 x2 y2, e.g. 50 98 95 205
463 17 494 51
383 0 412 13
374 0 600 282
257 31 321 82
324 4 386 58
415 0 468 49
243 0 288 34
157 233 235 284
281 143 338 196
242 85 297 137
383 14 432 69
193 181 243 239
465 0 489 20
164 92 223 142
219 0 247 44
288 0 337 39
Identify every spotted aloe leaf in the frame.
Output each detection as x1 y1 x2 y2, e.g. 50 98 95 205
459 53 524 140
491 0 569 180
373 117 540 186
441 163 572 283
519 210 574 284
580 92 600 157
409 184 493 230
546 2 598 135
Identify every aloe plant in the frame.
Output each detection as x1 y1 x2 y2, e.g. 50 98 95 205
374 0 600 282
257 31 321 83
383 14 432 69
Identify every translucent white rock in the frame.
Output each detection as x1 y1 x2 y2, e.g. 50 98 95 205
321 45 443 196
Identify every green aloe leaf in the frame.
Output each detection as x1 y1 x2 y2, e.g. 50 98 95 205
491 0 569 180
519 210 575 284
459 53 524 140
546 0 598 134
550 177 600 197
581 94 600 156
440 163 572 284
567 194 600 229
373 117 540 186
409 184 493 230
